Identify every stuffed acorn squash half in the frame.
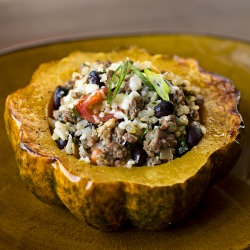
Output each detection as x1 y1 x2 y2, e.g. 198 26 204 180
5 48 243 230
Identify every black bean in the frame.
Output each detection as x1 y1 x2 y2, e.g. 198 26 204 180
131 146 148 166
54 86 69 110
57 138 68 149
187 122 203 148
87 71 104 87
153 101 175 118
88 122 98 129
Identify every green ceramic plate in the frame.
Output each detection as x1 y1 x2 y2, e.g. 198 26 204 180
0 34 249 250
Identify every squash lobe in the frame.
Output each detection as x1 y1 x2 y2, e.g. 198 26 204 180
4 48 243 230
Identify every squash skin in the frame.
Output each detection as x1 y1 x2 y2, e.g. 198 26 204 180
4 48 243 230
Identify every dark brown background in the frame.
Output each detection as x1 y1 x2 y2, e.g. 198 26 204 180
1 0 250 50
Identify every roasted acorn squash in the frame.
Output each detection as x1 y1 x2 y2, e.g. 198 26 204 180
4 48 243 230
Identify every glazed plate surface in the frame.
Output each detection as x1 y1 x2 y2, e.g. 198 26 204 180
0 34 249 250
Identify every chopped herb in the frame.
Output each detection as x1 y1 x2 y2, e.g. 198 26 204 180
73 107 80 117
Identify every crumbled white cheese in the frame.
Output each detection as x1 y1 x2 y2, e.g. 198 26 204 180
85 83 99 94
64 134 73 154
75 120 88 136
118 120 128 130
108 62 121 71
113 110 127 120
129 90 140 101
141 86 149 97
112 93 126 109
112 91 140 111
99 112 105 118
100 73 107 83
126 159 135 168
76 120 88 130
52 121 70 141
74 78 87 94
118 119 147 134
81 66 90 76
119 95 131 110
129 75 142 91
79 127 92 141
79 145 89 158
59 92 76 110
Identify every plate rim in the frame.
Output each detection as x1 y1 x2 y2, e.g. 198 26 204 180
0 31 250 56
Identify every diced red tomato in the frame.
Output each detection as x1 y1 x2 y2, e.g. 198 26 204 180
75 87 114 124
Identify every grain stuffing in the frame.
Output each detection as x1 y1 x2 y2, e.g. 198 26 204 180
51 58 206 167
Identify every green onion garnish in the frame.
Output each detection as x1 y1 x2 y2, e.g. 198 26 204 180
107 60 171 104
107 61 129 104
144 68 171 101
107 65 121 104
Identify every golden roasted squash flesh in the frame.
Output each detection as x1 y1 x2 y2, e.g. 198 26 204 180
4 48 242 230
